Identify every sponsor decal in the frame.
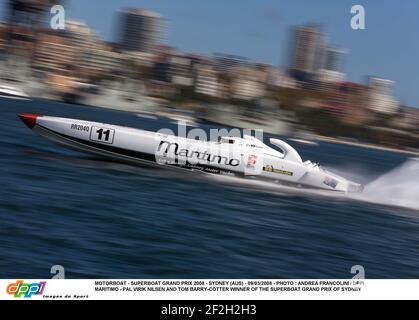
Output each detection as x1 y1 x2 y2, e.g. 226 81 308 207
263 165 293 176
157 140 240 167
70 123 90 132
6 280 46 298
246 155 258 168
323 176 338 188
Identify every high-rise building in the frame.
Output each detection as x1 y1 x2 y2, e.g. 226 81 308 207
288 24 324 79
322 47 345 72
317 47 346 83
368 77 399 115
119 8 162 53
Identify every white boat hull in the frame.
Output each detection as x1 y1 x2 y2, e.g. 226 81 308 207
19 114 363 193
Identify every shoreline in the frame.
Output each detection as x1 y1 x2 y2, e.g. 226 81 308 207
4 94 418 157
201 116 419 157
313 135 419 157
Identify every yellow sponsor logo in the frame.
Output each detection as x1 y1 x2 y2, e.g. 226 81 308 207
263 166 293 176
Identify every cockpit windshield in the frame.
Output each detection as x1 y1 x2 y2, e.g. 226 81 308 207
269 143 285 155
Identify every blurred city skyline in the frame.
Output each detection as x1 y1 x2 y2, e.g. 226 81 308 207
0 1 418 107
2 0 415 106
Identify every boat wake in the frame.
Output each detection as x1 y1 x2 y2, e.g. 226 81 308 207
353 158 419 211
207 158 419 212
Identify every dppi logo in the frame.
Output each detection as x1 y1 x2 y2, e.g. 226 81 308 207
6 280 46 298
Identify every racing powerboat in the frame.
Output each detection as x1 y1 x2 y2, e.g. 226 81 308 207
19 114 363 193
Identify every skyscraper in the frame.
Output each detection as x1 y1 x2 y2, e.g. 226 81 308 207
288 24 323 79
322 47 345 73
368 77 399 115
317 46 346 83
119 8 162 53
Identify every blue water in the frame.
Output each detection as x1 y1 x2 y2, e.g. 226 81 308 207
1 97 419 279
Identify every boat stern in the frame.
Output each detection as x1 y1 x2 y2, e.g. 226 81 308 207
347 181 364 193
321 170 363 193
299 162 363 193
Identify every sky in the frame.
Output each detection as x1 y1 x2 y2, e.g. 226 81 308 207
1 0 419 107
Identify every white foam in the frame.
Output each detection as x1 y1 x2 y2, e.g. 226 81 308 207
207 159 419 211
353 158 419 210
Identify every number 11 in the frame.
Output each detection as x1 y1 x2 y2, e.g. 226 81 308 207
97 128 110 141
